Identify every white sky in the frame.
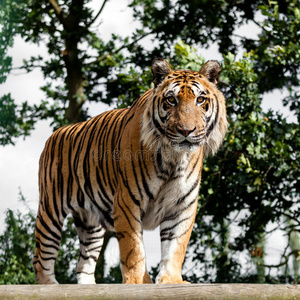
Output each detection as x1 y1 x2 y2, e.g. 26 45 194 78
0 0 296 278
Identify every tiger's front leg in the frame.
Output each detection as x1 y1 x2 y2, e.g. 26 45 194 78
113 188 152 284
156 199 198 284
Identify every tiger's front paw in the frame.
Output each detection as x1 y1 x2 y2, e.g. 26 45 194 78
155 273 190 284
123 272 153 284
143 272 153 284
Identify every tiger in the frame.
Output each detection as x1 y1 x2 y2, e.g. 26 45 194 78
33 58 227 284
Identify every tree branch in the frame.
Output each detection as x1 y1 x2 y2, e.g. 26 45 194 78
86 31 154 66
282 212 300 226
85 0 108 30
251 19 270 34
263 249 299 269
49 0 66 25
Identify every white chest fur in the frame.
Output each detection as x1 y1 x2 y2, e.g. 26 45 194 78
141 151 201 230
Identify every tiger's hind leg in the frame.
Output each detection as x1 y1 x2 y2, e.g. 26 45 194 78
33 206 66 284
73 215 106 284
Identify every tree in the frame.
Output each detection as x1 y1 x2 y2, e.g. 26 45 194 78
0 0 154 144
0 0 299 283
1 0 299 140
130 0 300 95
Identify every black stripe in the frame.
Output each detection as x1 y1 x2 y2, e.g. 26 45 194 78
51 180 61 226
65 122 81 140
130 145 144 200
104 109 126 194
155 148 169 177
58 129 68 220
151 97 166 135
136 89 152 108
82 117 104 202
80 241 103 249
115 192 141 238
66 144 74 210
140 140 151 179
160 216 191 238
110 110 127 183
80 253 98 262
96 172 113 207
94 111 115 146
35 225 60 247
98 112 117 188
177 177 200 205
96 171 113 206
206 94 219 138
119 166 141 207
32 260 50 271
87 235 105 241
43 199 62 234
137 154 154 200
87 227 104 234
161 211 179 224
77 187 85 208
187 152 201 180
152 151 169 181
49 129 62 182
37 215 61 242
72 124 91 191
38 253 56 261
161 220 194 242
40 249 55 256
122 109 135 131
36 237 59 251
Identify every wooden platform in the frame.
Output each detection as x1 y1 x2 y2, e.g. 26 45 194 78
0 284 299 299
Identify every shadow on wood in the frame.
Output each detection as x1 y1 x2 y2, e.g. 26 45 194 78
0 284 299 299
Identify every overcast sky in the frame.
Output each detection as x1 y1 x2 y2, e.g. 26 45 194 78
0 0 295 276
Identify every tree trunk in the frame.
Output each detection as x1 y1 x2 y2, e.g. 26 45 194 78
63 0 86 124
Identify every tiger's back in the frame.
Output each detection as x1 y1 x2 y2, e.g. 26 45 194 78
33 58 227 284
38 108 127 230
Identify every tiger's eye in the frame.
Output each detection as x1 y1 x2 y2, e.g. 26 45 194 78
166 96 177 106
196 96 206 106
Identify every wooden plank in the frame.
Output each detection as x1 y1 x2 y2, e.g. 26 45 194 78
0 284 299 300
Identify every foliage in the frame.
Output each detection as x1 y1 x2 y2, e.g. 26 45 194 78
0 0 155 140
0 209 36 284
176 43 300 283
0 94 18 145
130 0 300 93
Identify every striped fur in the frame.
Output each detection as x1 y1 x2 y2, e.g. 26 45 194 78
33 59 227 284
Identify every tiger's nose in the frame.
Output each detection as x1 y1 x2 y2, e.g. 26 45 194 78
176 126 196 137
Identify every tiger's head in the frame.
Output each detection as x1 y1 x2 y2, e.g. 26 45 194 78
142 58 227 156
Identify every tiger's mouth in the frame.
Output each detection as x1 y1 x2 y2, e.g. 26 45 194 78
169 139 201 150
179 140 200 149
162 126 205 150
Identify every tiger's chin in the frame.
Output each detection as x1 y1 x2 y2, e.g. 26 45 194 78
169 139 202 152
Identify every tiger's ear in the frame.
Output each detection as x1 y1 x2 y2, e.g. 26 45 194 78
199 60 221 85
151 58 172 87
